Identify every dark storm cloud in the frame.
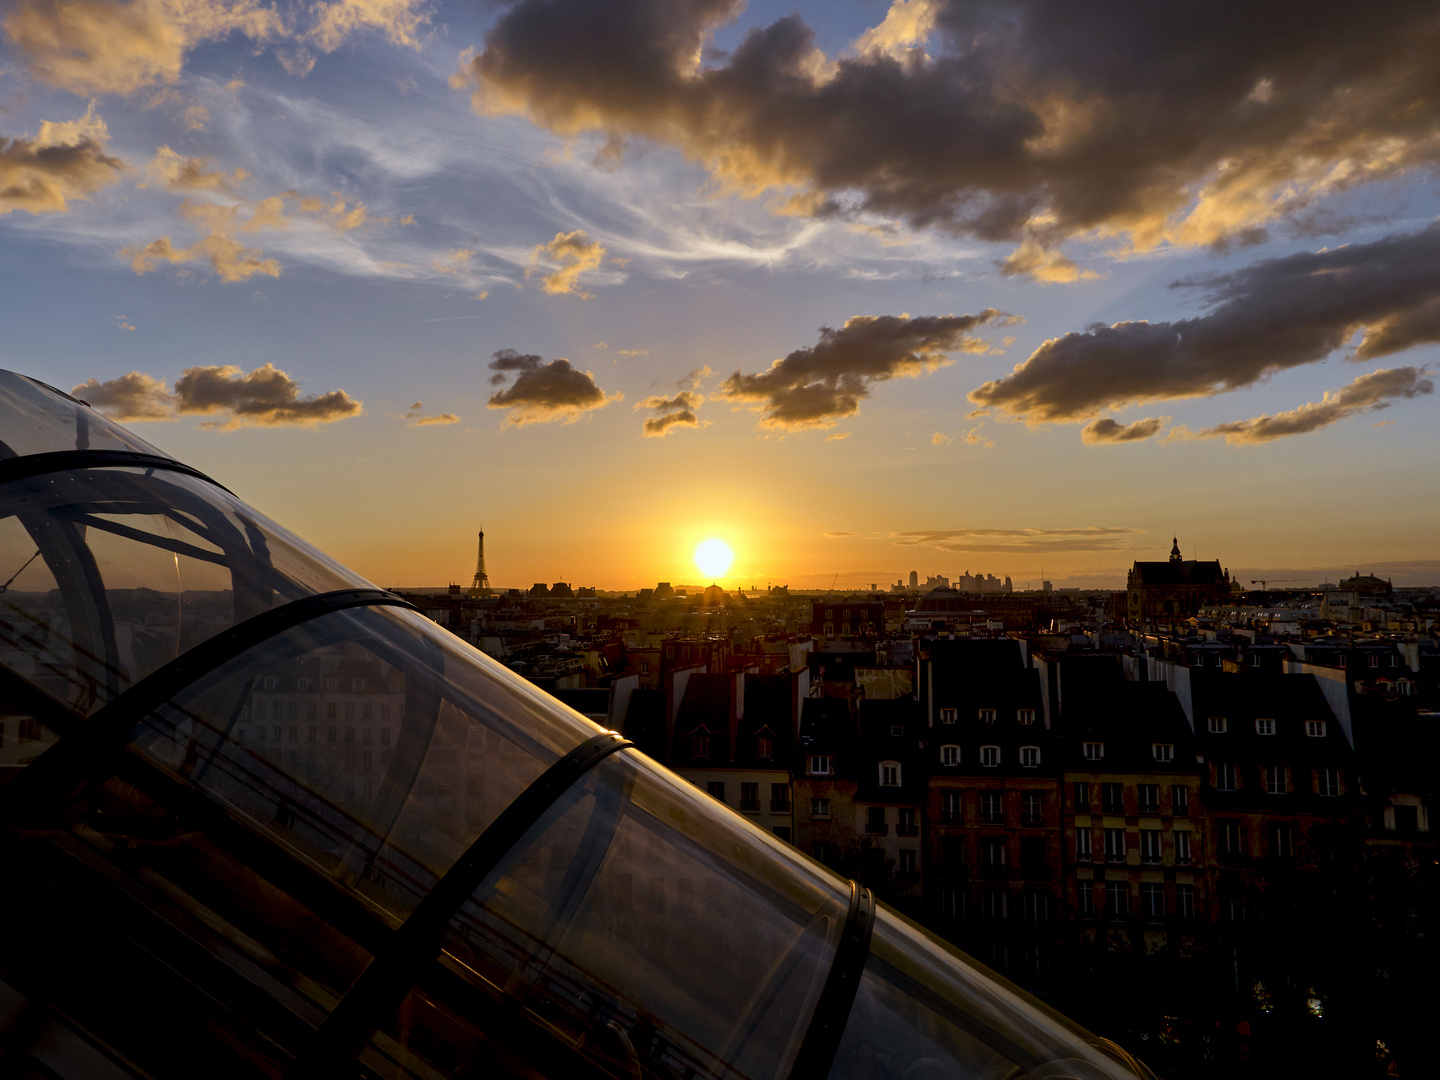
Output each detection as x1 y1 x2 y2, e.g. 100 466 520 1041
1081 417 1166 444
74 364 362 428
970 222 1440 421
458 1 1440 272
717 311 1011 430
635 389 704 437
487 349 619 425
1181 367 1432 445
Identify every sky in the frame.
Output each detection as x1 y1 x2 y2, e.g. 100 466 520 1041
2 0 1438 591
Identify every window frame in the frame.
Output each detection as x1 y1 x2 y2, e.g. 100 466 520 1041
979 744 1001 768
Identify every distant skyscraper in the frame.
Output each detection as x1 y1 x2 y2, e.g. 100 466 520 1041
469 529 492 597
909 570 918 588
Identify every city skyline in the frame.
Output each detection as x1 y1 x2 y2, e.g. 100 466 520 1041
1 1 1437 591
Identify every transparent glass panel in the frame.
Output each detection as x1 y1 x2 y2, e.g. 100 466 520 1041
0 467 371 716
131 605 601 922
362 749 850 1080
0 371 169 459
830 906 1148 1080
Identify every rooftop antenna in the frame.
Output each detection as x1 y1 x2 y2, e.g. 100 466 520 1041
469 527 492 598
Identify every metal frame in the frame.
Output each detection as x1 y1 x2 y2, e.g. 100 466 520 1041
0 450 230 493
787 882 876 1080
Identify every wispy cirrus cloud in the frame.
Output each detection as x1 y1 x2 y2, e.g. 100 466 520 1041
893 526 1143 554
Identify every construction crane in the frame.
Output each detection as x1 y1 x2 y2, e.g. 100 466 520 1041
1250 578 1301 589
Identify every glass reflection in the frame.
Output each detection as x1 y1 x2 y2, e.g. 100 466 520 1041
0 370 170 459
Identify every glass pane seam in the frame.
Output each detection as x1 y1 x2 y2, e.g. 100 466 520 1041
0 450 232 495
787 882 877 1080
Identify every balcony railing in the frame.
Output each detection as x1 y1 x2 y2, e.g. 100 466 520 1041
740 799 761 813
770 798 791 812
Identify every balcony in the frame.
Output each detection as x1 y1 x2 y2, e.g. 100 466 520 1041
770 798 791 812
739 799 761 813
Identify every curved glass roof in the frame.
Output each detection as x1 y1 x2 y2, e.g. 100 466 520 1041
0 370 1154 1080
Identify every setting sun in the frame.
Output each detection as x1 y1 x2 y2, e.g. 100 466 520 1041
694 538 734 579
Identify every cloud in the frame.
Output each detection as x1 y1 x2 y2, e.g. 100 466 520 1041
635 389 705 437
181 103 210 130
0 104 125 217
142 146 248 193
456 1 1440 276
122 199 282 282
308 0 430 53
71 371 174 420
824 531 854 538
1179 367 1432 445
403 401 460 426
1081 416 1167 444
963 425 995 448
527 229 607 296
893 525 1143 554
73 364 362 427
931 432 950 445
3 0 282 96
115 315 136 331
971 222 1440 421
487 349 620 425
717 310 1013 430
825 431 852 442
431 247 474 274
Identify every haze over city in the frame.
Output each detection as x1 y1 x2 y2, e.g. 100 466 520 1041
1 1 1437 591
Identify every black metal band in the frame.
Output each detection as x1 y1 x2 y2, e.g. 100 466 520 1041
787 881 876 1080
287 730 633 1078
0 588 414 856
0 449 231 494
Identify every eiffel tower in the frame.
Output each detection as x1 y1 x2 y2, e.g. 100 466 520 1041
469 529 492 597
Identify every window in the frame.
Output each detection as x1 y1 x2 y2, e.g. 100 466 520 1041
1024 890 1049 922
1208 716 1228 734
880 761 901 786
981 792 1003 824
1105 881 1128 918
1141 883 1165 920
897 808 918 835
1101 783 1124 814
1220 819 1244 856
1083 741 1104 761
808 754 833 776
1075 829 1092 861
813 841 833 865
979 708 997 724
1255 718 1276 736
1176 884 1196 919
770 782 791 811
1265 764 1286 795
1104 828 1126 862
1140 829 1162 864
980 888 1007 920
1269 822 1294 859
867 806 887 834
692 730 710 759
941 791 962 822
811 797 830 818
262 676 278 691
981 837 1007 868
1215 763 1237 791
1073 782 1090 812
740 782 760 812
1316 767 1340 797
1022 792 1043 825
380 727 391 747
939 707 957 724
1368 654 1381 668
1137 784 1160 813
940 744 960 767
898 849 917 875
1019 745 1040 768
1174 829 1192 865
1017 709 1036 725
1077 885 1095 918
980 745 1000 768
1171 785 1189 815
889 722 904 737
1152 743 1174 762
756 733 773 760
773 826 792 843
296 678 310 691
1306 720 1327 738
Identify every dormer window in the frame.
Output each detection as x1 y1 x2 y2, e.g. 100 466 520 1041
880 761 901 786
296 678 310 691
262 677 278 691
756 730 773 760
940 744 960 766
1153 743 1174 762
980 745 1000 768
1255 719 1275 736
1017 709 1035 725
939 708 957 724
1305 720 1326 738
1083 741 1104 761
808 754 833 776
978 708 996 723
1207 717 1227 734
1020 746 1040 768
692 728 710 760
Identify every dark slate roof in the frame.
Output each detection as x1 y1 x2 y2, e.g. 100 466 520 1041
1130 560 1227 586
1059 681 1197 773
